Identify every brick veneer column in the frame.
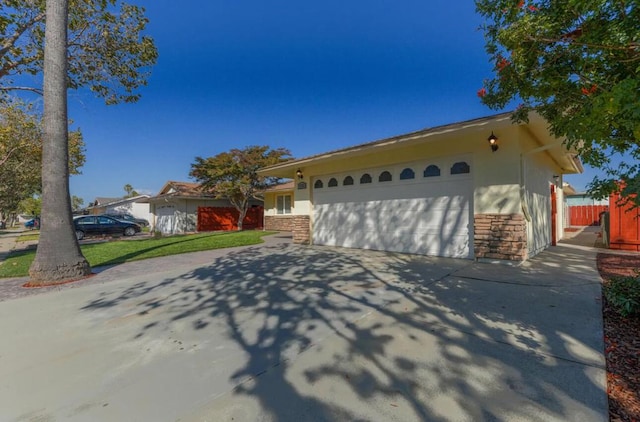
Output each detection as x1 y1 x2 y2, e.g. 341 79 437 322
474 214 527 261
264 215 294 231
292 215 311 244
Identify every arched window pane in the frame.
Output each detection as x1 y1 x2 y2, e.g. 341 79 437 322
328 178 338 187
423 165 441 178
360 173 372 184
400 168 415 180
378 171 392 182
343 176 354 186
314 180 323 189
451 161 470 175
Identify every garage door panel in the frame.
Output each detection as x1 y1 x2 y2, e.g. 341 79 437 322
315 182 469 205
314 225 470 258
312 162 472 258
316 199 469 229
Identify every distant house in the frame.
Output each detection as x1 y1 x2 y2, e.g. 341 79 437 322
148 181 263 235
88 195 151 222
565 193 608 206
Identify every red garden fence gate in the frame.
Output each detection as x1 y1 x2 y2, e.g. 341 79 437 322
568 205 608 226
608 193 640 251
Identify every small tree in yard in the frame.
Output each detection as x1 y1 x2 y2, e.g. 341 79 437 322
476 0 639 204
190 146 292 230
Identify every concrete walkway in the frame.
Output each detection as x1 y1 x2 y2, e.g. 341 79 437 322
0 235 606 422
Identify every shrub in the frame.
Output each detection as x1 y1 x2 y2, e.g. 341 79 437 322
604 275 640 317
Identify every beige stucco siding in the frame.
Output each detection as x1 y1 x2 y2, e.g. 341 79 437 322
518 126 565 257
473 125 522 215
292 126 524 218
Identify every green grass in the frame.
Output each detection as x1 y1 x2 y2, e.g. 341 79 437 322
0 231 275 278
16 233 40 242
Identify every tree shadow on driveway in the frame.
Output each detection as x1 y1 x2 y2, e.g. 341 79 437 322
80 243 606 421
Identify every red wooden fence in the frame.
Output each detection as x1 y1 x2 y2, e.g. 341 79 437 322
609 193 640 251
197 206 264 232
568 205 608 226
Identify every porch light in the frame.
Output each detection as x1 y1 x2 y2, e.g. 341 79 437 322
487 132 499 152
296 169 303 180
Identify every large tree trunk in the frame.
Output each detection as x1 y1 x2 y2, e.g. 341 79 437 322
29 0 90 284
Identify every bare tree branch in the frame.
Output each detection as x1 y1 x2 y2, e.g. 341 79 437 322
0 146 20 167
0 86 43 95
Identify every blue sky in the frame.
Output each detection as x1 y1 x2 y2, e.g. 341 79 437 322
65 0 594 203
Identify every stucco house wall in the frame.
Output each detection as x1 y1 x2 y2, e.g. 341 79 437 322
259 112 582 262
106 201 151 222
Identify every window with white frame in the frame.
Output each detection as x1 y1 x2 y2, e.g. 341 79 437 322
276 194 292 215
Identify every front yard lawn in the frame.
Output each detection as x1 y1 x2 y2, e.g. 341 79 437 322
0 231 275 278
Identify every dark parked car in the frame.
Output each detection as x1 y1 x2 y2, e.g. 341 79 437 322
104 212 149 227
73 215 141 240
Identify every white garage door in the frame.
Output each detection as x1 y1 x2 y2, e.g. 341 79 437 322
312 159 472 258
155 204 176 234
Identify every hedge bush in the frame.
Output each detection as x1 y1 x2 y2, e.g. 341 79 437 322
604 274 640 317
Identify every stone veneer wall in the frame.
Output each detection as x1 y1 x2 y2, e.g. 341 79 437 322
474 214 527 261
264 215 294 232
292 215 311 244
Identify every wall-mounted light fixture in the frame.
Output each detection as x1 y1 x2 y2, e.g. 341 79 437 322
487 132 499 152
296 169 303 180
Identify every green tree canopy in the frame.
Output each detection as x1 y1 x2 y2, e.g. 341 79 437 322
123 183 138 197
0 100 85 216
71 195 83 211
476 0 639 202
190 145 292 230
19 195 41 216
0 0 158 104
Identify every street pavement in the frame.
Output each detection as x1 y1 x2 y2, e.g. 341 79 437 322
0 233 607 421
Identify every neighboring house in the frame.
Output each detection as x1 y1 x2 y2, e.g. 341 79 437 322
148 181 263 235
561 184 609 227
565 193 608 206
88 195 151 222
259 112 583 263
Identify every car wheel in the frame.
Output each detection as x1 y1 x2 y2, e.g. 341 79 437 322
124 227 136 236
75 230 85 240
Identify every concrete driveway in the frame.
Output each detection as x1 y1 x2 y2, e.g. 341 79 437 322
0 235 606 421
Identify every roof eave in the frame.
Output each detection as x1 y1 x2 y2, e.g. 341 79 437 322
258 112 514 177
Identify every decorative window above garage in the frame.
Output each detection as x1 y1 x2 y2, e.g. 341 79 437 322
360 173 372 184
424 165 441 177
451 162 470 175
343 176 354 186
328 178 338 187
314 180 323 189
379 171 392 182
400 168 415 180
